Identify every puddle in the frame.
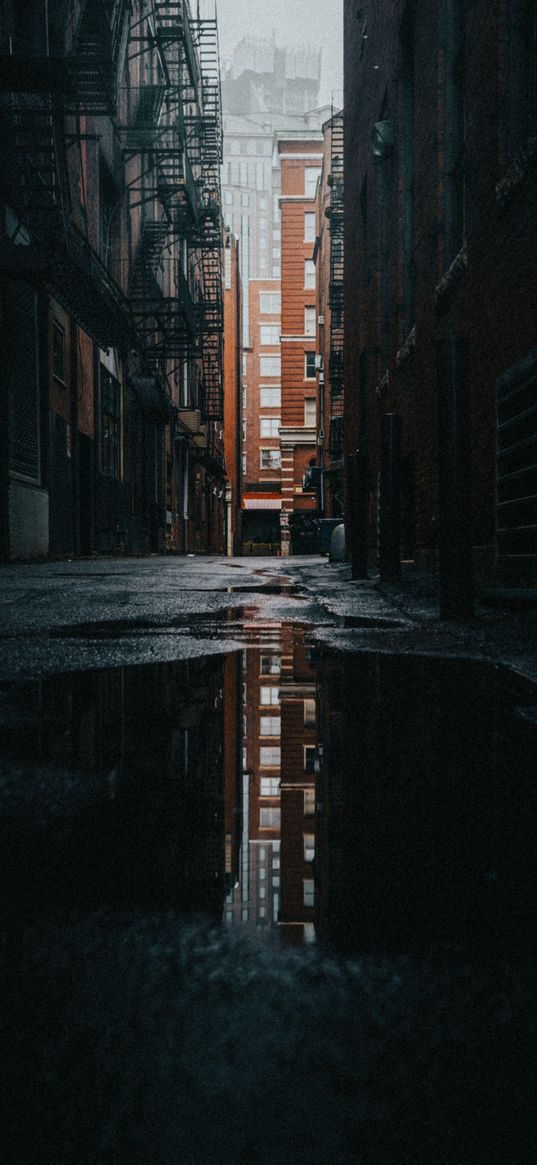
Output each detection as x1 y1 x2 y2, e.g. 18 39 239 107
342 615 406 629
1 631 537 956
3 631 537 1161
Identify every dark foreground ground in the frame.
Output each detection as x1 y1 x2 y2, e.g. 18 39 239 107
1 555 537 1163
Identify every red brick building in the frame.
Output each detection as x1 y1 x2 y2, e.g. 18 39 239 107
223 229 243 556
241 279 282 553
311 112 345 522
279 137 324 555
344 0 537 608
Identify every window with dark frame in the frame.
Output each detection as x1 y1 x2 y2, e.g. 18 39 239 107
100 366 121 478
508 0 537 156
52 320 66 383
305 351 316 379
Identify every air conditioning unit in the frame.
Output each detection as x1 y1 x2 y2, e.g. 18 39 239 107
318 314 325 325
315 354 323 371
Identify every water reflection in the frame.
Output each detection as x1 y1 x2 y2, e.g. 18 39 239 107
1 638 537 956
224 625 318 946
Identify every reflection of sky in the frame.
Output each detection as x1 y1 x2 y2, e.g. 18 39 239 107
215 0 344 108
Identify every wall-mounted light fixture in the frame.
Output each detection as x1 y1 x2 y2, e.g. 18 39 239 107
372 120 394 158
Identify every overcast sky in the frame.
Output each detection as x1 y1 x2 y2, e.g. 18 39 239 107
215 0 343 108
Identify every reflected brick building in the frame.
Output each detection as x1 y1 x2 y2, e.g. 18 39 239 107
343 1 537 604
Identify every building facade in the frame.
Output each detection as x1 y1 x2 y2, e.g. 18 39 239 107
241 278 282 552
279 136 323 555
344 0 537 606
0 0 226 562
223 228 243 556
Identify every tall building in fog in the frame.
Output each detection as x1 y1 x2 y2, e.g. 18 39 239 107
221 36 329 550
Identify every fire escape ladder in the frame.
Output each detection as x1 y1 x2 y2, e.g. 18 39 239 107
131 218 198 363
328 111 344 401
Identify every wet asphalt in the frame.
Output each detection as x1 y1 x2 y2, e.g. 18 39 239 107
2 554 537 1163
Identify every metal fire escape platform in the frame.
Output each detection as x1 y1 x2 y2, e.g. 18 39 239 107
327 111 344 401
0 2 134 349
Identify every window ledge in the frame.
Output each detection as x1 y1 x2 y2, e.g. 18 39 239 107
435 241 467 308
495 134 537 207
396 325 416 368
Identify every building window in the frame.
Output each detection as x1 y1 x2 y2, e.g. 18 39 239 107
100 366 121 478
241 192 249 207
260 808 281 828
444 0 466 266
272 265 281 278
260 717 281 737
225 191 233 205
260 324 280 345
304 698 316 726
239 160 248 186
305 167 321 197
305 260 316 289
261 655 281 674
256 161 266 191
260 355 281 377
304 788 315 816
260 292 281 314
260 417 280 437
304 834 315 862
260 448 281 470
260 387 281 408
305 352 316 379
260 746 281 767
260 685 280 706
304 398 316 427
303 879 315 907
304 212 316 242
304 306 316 336
401 3 416 332
508 1 537 156
52 320 66 383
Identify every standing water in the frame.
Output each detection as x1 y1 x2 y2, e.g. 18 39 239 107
1 623 537 1161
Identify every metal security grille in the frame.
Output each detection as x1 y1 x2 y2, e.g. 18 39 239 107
7 283 40 482
496 350 537 583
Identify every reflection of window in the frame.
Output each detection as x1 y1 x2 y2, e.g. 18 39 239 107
305 167 321 197
260 448 281 470
260 292 281 314
260 355 281 376
304 746 316 773
260 325 280 345
304 698 316 726
100 367 121 478
261 655 281 674
304 834 315 862
260 808 281 828
261 777 281 796
52 320 66 382
304 788 315 816
304 212 316 241
260 746 281 767
303 879 315 907
260 387 281 408
305 352 316 379
260 716 281 737
260 417 280 437
305 260 316 289
261 686 280 706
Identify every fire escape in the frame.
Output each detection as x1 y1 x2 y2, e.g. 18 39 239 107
327 111 344 461
0 0 134 350
125 1 224 419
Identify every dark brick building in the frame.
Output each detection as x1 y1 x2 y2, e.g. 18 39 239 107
344 0 537 608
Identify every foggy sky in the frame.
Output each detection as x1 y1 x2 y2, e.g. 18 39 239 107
215 0 343 108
